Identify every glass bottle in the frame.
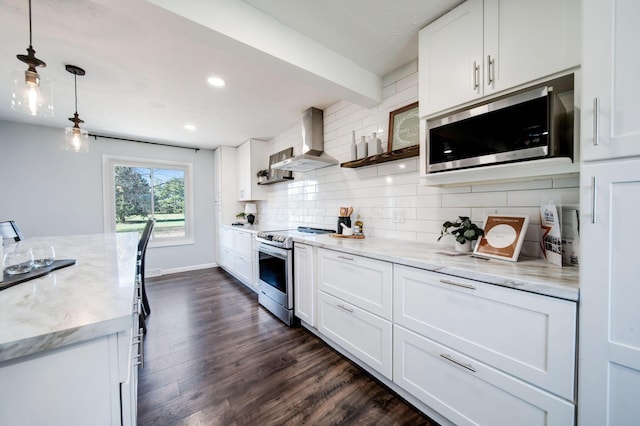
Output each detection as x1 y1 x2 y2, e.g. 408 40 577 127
354 215 363 236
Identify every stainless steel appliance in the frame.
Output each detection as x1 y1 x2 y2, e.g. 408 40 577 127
426 74 574 173
256 227 334 326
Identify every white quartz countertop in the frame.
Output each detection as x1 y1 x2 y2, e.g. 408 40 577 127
0 233 138 362
292 234 580 301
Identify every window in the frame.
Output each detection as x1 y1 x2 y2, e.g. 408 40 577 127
103 156 193 246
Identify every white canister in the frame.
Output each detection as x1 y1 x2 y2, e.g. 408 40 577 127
356 136 368 159
368 132 382 156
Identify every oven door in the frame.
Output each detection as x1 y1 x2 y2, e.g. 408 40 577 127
257 242 293 309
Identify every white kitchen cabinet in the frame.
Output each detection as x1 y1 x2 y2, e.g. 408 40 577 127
394 265 577 400
317 291 392 379
317 248 393 320
419 0 580 118
218 227 258 292
0 332 137 426
394 325 575 426
213 146 240 222
581 0 640 161
237 139 267 201
294 242 315 327
578 159 640 425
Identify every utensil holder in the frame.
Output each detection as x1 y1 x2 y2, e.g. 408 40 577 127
337 217 351 234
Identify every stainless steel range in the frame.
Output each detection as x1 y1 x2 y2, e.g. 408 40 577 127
256 227 334 326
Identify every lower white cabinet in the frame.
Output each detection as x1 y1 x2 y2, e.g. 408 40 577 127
317 248 393 320
317 291 392 379
294 242 315 327
217 227 257 292
394 325 575 426
394 264 577 400
0 332 136 426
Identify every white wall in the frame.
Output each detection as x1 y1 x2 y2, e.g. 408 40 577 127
0 120 216 273
256 61 580 258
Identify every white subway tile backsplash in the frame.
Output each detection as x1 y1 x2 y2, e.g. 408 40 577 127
254 67 579 260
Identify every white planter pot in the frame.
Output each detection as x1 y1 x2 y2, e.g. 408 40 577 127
454 240 472 253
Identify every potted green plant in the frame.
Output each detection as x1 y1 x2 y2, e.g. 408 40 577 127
256 169 269 183
235 212 246 223
438 216 484 252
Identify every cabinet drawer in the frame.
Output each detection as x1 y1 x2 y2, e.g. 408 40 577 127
317 248 392 319
234 254 252 285
318 291 392 379
234 230 252 257
394 325 574 426
219 247 234 270
220 227 234 250
394 264 576 400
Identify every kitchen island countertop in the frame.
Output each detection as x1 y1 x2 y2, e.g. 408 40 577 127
292 234 580 301
0 233 138 362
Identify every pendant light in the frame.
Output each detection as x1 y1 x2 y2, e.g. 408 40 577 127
11 0 53 117
64 65 89 153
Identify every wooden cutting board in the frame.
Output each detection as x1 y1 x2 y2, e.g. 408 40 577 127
330 234 365 239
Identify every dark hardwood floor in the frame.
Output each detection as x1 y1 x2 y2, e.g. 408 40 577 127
137 267 436 425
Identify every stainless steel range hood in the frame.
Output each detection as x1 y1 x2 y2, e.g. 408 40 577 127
270 107 338 172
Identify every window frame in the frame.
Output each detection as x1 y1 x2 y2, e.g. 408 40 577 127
102 155 194 247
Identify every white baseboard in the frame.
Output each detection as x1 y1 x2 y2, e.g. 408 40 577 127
146 262 218 278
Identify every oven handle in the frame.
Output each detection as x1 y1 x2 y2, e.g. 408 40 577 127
257 242 290 258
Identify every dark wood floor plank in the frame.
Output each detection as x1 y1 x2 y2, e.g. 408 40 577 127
137 267 436 425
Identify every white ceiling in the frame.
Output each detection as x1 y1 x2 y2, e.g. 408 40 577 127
0 0 463 150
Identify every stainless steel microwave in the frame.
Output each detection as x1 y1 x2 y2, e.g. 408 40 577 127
426 76 573 173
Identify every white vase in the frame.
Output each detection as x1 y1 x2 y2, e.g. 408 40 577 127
454 240 472 253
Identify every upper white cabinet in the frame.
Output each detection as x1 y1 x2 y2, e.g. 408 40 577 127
214 146 240 225
581 0 640 161
237 139 267 201
419 0 580 118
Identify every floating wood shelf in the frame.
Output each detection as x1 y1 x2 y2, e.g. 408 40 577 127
257 177 294 185
340 145 419 168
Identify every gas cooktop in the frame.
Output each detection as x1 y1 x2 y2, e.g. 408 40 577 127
256 226 334 249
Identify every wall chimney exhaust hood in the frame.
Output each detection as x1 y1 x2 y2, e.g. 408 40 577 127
270 107 338 172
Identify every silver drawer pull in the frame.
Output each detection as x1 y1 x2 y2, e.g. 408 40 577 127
337 304 354 313
337 255 354 261
440 353 476 373
440 279 476 290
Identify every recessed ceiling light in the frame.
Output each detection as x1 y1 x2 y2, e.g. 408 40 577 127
207 76 226 87
184 123 197 131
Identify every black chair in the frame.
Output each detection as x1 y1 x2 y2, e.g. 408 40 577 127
0 221 24 242
137 218 155 334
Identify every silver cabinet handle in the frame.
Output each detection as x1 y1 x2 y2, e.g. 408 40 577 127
440 353 476 373
473 61 479 90
337 304 354 313
440 279 476 290
591 176 598 224
337 255 354 261
487 55 494 85
593 98 600 146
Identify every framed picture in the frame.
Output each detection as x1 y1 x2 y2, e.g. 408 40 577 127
473 214 530 262
388 101 419 152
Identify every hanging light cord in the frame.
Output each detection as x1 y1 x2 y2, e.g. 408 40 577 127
73 74 78 114
28 0 33 47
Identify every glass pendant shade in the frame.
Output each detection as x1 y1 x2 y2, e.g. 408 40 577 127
65 126 89 153
10 68 53 117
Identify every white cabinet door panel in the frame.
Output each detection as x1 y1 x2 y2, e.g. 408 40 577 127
234 254 252 285
579 160 640 424
394 264 576 400
234 230 252 257
220 227 234 250
394 325 575 426
294 242 315 327
318 291 392 379
317 248 392 320
581 0 640 161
